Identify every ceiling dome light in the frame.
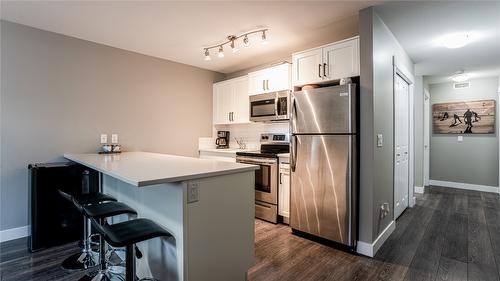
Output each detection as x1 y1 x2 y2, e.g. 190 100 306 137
243 35 250 47
261 30 268 45
439 32 470 49
204 49 211 61
218 45 224 58
451 71 469 82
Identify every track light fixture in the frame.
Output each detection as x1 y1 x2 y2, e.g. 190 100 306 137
203 28 269 61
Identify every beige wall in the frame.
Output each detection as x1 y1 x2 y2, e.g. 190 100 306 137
0 21 224 231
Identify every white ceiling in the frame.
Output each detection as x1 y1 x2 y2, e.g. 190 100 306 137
376 1 500 82
0 1 383 74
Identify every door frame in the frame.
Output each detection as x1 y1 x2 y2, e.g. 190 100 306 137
392 57 415 218
423 87 431 187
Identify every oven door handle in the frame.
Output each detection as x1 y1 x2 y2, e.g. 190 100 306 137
237 160 276 166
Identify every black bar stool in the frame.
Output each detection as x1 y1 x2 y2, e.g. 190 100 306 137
78 201 138 281
91 218 172 281
59 190 117 270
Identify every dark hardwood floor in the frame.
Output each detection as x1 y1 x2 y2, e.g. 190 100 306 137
1 186 499 281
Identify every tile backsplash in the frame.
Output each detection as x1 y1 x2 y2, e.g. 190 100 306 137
199 122 289 150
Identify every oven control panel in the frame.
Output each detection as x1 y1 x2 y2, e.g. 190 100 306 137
260 133 289 143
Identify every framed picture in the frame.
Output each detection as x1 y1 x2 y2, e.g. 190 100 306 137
432 99 496 134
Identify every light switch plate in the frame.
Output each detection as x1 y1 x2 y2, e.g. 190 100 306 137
111 134 119 144
457 136 463 142
100 134 108 144
187 182 199 203
377 134 383 147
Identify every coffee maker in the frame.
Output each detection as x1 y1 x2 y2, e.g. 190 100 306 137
216 131 230 149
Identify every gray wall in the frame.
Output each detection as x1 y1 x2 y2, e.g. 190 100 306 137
429 77 499 187
359 7 414 244
0 21 224 231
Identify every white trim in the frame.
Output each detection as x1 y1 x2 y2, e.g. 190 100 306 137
356 220 395 257
429 180 499 194
414 185 425 194
0 225 29 243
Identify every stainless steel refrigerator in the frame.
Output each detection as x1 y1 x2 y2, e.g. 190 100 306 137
290 84 357 247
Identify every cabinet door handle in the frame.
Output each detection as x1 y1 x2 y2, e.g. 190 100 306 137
232 112 234 122
280 173 282 184
265 80 269 90
262 80 265 91
228 112 231 122
318 64 322 78
323 63 327 77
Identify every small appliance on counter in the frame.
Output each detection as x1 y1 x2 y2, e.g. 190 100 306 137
215 131 230 149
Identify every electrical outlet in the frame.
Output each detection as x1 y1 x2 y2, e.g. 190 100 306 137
111 134 119 144
377 134 383 147
380 203 390 218
187 182 199 203
457 136 463 142
100 134 108 144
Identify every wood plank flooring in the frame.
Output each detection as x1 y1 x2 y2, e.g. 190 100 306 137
1 186 500 281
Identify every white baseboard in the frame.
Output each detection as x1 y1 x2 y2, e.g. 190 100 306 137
0 225 30 243
357 220 395 257
414 186 425 194
429 180 499 194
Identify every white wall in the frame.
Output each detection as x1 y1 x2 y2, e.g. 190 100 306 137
0 21 223 232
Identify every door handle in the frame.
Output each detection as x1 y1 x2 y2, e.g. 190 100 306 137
266 80 269 90
262 80 265 91
228 112 231 122
231 112 234 122
318 64 322 78
280 173 282 185
323 63 327 77
291 135 297 172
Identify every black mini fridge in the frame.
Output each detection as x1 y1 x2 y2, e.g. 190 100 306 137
28 162 99 252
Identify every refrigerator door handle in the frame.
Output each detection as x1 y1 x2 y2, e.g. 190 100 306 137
291 135 297 172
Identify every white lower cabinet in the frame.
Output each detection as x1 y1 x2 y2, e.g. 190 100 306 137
279 158 290 223
213 76 249 125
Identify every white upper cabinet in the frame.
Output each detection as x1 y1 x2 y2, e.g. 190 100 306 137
291 48 323 86
213 76 249 125
248 63 291 95
292 36 359 87
323 38 360 81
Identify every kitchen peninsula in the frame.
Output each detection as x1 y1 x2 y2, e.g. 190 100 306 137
64 152 258 281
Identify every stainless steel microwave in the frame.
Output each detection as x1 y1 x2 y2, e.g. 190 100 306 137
249 91 290 122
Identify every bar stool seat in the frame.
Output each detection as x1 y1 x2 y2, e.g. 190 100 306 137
73 193 117 208
82 202 137 219
95 218 172 248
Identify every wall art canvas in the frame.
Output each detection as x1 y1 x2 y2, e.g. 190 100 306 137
432 99 495 134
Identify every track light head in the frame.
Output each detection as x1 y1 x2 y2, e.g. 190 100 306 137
243 35 250 47
218 45 224 58
204 49 211 61
261 30 268 45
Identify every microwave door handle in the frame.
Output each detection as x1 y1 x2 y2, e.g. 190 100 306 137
275 95 279 118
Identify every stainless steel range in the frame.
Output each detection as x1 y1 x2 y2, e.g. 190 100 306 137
236 133 289 223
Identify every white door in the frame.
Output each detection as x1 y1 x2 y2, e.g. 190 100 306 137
394 74 410 219
267 64 291 92
232 77 249 123
323 38 360 81
213 82 232 125
423 89 430 186
248 70 268 95
292 48 323 86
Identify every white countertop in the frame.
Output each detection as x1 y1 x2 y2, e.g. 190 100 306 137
278 153 290 158
64 152 258 187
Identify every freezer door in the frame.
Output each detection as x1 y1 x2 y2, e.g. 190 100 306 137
291 84 356 134
290 135 353 245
